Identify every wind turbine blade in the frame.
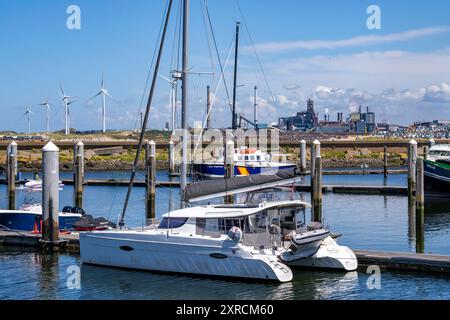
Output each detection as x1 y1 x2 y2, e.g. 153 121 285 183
159 74 173 83
101 74 104 89
87 92 102 103
58 81 65 97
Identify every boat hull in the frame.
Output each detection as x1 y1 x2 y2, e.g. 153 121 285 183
195 163 297 178
0 210 81 231
424 160 450 196
79 231 293 283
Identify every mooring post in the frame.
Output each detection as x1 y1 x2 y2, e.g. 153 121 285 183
7 153 16 210
408 139 418 202
7 141 18 179
42 142 60 246
423 146 428 160
428 138 435 148
415 157 425 253
225 140 235 204
73 141 84 208
299 140 306 173
168 140 175 175
145 140 156 222
310 139 321 199
312 156 323 223
383 146 388 178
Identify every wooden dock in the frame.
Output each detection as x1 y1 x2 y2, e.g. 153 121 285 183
1 230 449 274
355 250 450 273
0 178 410 195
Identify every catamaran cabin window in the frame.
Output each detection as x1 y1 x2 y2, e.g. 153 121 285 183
250 156 255 161
256 156 261 161
245 156 249 161
158 217 188 229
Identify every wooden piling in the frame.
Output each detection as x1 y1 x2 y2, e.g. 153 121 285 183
408 139 417 202
41 142 60 246
310 139 321 200
429 138 435 148
383 146 388 178
423 146 429 160
312 156 323 222
73 141 84 208
146 141 156 222
299 140 306 173
415 157 425 254
7 154 16 210
225 140 235 204
7 141 18 179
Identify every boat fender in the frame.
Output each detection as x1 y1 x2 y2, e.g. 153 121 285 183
228 226 243 243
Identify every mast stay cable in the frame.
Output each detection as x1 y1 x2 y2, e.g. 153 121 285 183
119 0 174 227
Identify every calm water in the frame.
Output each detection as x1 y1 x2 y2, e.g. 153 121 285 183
1 171 450 300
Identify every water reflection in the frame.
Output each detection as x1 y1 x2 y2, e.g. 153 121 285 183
35 253 60 300
78 264 362 300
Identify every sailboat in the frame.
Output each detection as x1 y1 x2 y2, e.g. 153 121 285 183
79 0 357 282
79 0 295 282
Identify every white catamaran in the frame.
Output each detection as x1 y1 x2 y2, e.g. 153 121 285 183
79 0 357 282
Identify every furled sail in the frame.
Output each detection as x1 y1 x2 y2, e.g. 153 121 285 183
184 168 301 202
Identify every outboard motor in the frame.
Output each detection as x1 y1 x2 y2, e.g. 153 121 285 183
71 207 86 215
62 206 73 213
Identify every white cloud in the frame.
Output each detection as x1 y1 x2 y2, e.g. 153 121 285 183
269 48 450 91
250 26 450 53
423 83 450 102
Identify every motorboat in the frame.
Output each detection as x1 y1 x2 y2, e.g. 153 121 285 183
194 147 297 178
0 203 82 231
424 144 450 196
20 179 64 191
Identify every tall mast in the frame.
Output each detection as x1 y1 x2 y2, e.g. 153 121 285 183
180 0 189 203
206 85 211 129
232 22 240 130
254 85 258 129
118 0 173 227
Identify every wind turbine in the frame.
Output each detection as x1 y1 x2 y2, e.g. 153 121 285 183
24 107 32 134
59 81 73 135
39 98 51 132
88 75 111 133
159 73 178 134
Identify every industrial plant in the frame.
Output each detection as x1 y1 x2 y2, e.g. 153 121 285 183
277 99 377 134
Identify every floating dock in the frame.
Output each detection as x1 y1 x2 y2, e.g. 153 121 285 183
1 230 449 274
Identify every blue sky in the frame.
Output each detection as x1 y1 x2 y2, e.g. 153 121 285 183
1 0 450 133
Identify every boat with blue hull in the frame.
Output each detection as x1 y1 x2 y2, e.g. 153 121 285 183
195 147 296 178
0 205 82 231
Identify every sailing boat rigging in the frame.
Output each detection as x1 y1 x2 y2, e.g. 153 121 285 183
79 0 357 282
